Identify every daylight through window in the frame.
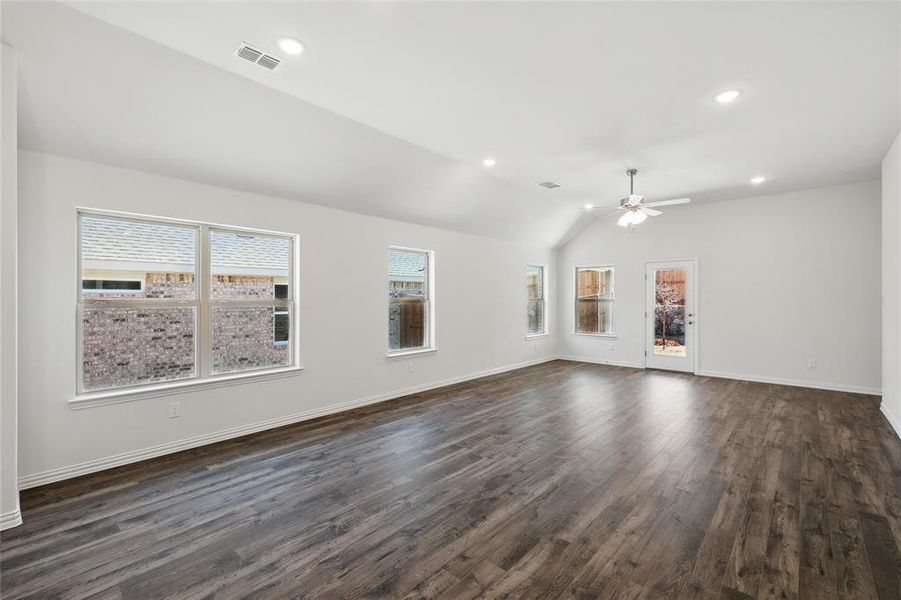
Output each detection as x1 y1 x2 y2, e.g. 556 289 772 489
527 265 546 335
387 247 433 353
575 266 614 335
78 211 296 394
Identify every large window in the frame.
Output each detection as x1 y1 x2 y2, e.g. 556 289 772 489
527 265 546 335
78 210 297 395
387 247 433 354
575 266 614 335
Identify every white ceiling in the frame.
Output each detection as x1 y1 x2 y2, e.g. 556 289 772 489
4 1 899 247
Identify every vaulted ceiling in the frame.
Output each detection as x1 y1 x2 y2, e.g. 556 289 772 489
3 1 898 247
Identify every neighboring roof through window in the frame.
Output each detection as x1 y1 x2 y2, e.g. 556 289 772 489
81 215 290 276
388 248 426 283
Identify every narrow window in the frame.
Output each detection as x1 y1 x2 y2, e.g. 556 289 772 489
575 266 614 335
527 265 546 335
78 211 297 395
387 247 433 354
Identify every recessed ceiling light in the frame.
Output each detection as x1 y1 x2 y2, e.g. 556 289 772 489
583 203 594 210
714 89 741 104
750 176 766 184
482 158 496 167
276 37 305 56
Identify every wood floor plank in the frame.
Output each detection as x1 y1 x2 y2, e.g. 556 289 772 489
798 431 838 600
1 361 898 599
722 446 784 597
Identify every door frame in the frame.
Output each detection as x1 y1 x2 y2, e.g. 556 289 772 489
642 258 700 374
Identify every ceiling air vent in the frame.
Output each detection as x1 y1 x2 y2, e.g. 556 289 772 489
538 181 561 189
236 43 281 70
256 54 281 70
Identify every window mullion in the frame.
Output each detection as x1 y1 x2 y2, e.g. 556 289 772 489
80 299 199 308
208 299 289 308
199 225 211 379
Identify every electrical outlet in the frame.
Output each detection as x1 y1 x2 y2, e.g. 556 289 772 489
407 361 414 374
168 401 180 418
609 342 615 351
807 358 817 369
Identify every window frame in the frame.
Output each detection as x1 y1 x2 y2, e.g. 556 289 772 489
573 265 616 337
74 208 301 406
386 245 436 358
526 264 548 338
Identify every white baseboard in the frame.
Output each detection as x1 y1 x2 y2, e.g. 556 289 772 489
557 355 881 395
881 403 901 440
695 369 881 396
15 356 883 490
557 355 643 369
17 356 556 490
0 507 22 530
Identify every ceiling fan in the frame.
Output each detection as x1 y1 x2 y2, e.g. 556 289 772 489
596 169 691 231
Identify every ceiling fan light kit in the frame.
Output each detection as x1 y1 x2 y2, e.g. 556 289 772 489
596 169 691 232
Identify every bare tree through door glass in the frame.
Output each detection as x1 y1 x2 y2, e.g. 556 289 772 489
653 269 687 357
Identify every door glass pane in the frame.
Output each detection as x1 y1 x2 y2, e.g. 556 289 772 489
82 307 196 391
653 269 687 357
211 306 291 374
80 215 197 300
210 229 290 299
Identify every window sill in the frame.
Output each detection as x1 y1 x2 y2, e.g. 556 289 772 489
386 347 437 359
572 332 618 339
525 333 549 340
71 366 304 410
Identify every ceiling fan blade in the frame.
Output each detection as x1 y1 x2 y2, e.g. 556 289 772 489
602 209 623 217
644 197 691 207
641 207 662 216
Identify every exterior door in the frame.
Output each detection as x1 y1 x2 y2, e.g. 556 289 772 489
645 260 695 373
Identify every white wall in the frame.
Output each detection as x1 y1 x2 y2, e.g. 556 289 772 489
883 133 901 435
557 181 882 394
1 45 21 529
16 150 557 485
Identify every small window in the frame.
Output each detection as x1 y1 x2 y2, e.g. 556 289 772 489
387 247 433 354
273 309 290 345
527 265 546 335
575 266 614 335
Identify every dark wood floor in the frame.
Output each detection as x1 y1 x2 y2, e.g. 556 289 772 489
2 361 900 599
